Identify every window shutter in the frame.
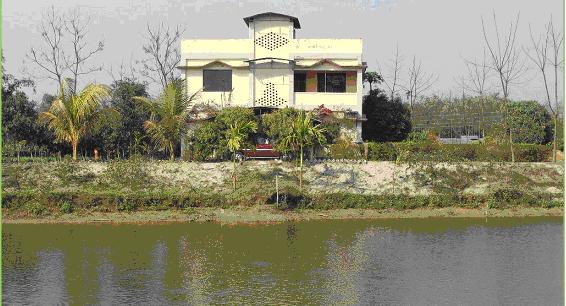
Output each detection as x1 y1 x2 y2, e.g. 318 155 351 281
346 72 357 93
306 71 317 92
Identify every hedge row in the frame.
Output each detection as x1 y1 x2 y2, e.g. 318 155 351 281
363 142 553 162
3 187 561 216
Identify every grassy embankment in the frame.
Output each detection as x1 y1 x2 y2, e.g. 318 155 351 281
2 159 563 223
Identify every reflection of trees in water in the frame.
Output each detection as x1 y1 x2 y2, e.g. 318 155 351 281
179 235 212 305
322 227 377 305
3 250 69 305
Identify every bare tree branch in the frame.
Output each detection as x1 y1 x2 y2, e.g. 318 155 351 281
481 12 526 99
481 11 527 162
378 44 404 100
141 22 185 91
28 6 67 92
402 56 438 110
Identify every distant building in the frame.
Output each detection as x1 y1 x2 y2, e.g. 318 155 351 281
177 12 366 142
439 135 482 144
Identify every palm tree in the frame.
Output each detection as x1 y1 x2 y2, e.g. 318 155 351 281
363 71 383 92
134 81 198 160
38 83 114 161
281 111 326 188
226 121 257 190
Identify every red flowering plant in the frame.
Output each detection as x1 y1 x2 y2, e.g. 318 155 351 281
315 104 333 117
311 104 341 144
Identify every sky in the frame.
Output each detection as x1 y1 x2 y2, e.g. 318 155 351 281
3 0 564 103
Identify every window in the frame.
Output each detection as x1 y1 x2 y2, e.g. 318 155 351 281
203 69 232 92
294 72 306 92
316 72 346 93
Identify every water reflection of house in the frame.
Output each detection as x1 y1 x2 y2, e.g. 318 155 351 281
178 12 366 144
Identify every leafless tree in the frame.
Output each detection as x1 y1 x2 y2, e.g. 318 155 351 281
379 44 404 100
481 12 526 162
460 49 491 137
64 9 104 94
106 56 140 83
524 21 557 160
403 56 437 111
141 23 185 90
515 17 562 162
548 18 563 116
29 7 104 95
29 7 66 94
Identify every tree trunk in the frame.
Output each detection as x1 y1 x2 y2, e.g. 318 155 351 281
509 128 515 163
169 143 174 161
299 144 303 188
232 155 236 191
553 114 557 162
72 141 78 161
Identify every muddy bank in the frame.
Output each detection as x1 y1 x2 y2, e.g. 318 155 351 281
3 206 563 224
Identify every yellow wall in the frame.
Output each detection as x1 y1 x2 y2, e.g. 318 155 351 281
181 19 363 114
181 39 252 55
293 39 362 56
294 92 358 111
186 64 250 107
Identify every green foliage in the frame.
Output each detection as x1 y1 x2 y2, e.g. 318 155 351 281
328 136 363 159
26 202 47 216
362 71 383 91
135 80 198 160
320 120 341 144
59 202 74 214
184 107 259 161
2 71 58 155
2 163 28 190
90 79 150 158
271 187 311 210
365 142 552 162
362 89 412 142
38 81 117 160
366 142 397 160
216 106 257 127
54 159 93 185
262 108 301 152
508 101 553 144
184 121 226 161
405 130 428 142
281 111 326 187
101 157 152 190
227 121 258 189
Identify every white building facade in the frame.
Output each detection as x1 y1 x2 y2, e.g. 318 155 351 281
178 12 366 141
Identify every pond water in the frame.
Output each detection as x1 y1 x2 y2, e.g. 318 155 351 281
2 217 563 305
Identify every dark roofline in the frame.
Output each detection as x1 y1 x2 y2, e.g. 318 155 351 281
243 12 301 29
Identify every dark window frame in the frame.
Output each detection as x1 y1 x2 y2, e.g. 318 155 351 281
316 71 347 93
203 69 232 92
294 71 307 92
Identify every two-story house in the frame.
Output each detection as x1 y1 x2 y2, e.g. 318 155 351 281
178 12 366 142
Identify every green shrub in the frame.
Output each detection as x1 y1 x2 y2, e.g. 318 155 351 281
363 142 552 162
405 130 428 142
102 157 152 190
117 195 137 212
516 144 552 162
54 159 93 185
366 142 396 161
59 202 74 214
328 137 363 159
26 202 47 216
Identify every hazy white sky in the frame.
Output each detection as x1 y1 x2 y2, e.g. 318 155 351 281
3 0 564 102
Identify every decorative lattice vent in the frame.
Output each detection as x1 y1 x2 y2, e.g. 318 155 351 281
255 83 287 107
255 32 289 51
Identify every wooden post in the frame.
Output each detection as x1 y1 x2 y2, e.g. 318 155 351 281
276 174 279 205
